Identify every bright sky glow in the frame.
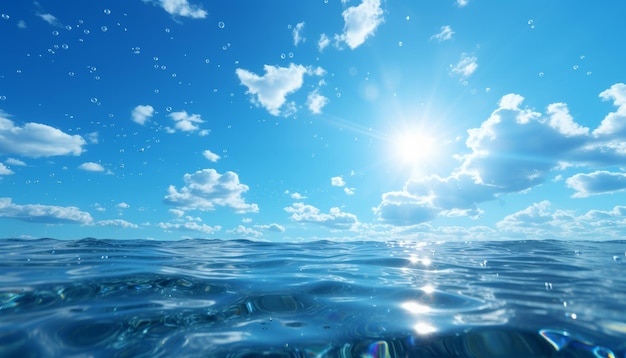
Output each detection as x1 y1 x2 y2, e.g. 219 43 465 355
0 1 625 241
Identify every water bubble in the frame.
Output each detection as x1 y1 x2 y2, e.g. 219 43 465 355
288 52 294 58
462 81 469 86
324 0 328 3
538 72 544 77
154 89 159 94
68 71 75 76
0 95 6 100
1 14 9 20
160 65 166 70
171 73 176 78
62 44 69 50
205 58 210 64
90 97 98 103
218 21 225 29
101 26 108 32
287 24 292 29
165 28 170 33
104 9 111 15
280 53 286 59
398 41 403 47
586 71 592 76
16 69 21 74
580 55 585 60
94 75 101 80
166 106 172 112
406 16 410 21
153 56 159 61
485 87 491 93
572 65 579 70
132 47 141 54
52 30 59 36
222 45 228 50
336 92 341 98
527 19 534 28
65 25 72 30
84 29 90 35
90 66 97 72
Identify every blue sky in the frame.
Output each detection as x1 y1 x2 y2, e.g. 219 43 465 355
1 0 626 241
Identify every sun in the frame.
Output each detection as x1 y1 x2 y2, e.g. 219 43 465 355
391 131 436 166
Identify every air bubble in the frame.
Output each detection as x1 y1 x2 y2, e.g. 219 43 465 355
580 55 585 60
586 71 592 76
398 41 403 47
153 56 159 61
160 65 166 70
68 71 75 76
462 81 468 86
154 89 159 94
0 95 6 100
101 26 108 32
538 72 544 77
166 106 172 112
1 14 9 20
84 29 90 35
62 44 69 50
171 73 176 78
90 97 98 103
288 52 294 58
104 9 111 15
336 92 341 98
573 65 579 70
65 25 72 30
406 16 410 21
52 30 59 36
205 58 210 64
165 28 170 33
218 21 225 29
280 53 286 59
485 87 491 93
132 47 141 54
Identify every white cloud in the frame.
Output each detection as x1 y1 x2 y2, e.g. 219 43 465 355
306 89 329 114
87 132 99 144
226 225 262 237
0 115 85 158
96 219 138 228
17 20 27 29
344 187 355 195
430 25 454 41
335 0 384 50
0 197 93 224
169 208 185 217
285 203 358 230
566 171 626 198
256 223 286 233
37 13 61 26
0 163 13 175
289 192 307 200
143 0 207 19
331 176 345 186
236 64 313 116
169 111 204 132
593 83 626 138
318 33 330 51
164 168 259 213
79 162 105 172
373 190 438 225
293 22 305 46
450 53 478 79
131 105 154 125
118 202 130 209
5 158 26 166
158 221 221 234
202 149 220 162
457 0 469 7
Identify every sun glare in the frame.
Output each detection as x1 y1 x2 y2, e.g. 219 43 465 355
392 131 436 165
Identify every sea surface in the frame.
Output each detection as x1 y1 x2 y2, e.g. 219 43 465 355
0 238 625 357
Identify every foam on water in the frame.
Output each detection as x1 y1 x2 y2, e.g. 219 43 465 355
0 238 624 357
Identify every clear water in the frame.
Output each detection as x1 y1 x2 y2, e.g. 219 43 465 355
1 238 625 357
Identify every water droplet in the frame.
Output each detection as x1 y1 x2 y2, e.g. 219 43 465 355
406 16 410 21
538 72 544 77
462 81 468 86
572 65 579 70
580 55 585 60
65 25 72 31
154 89 159 94
153 56 159 61
205 58 210 64
336 92 341 98
68 71 75 76
485 87 491 93
62 44 69 50
586 71 592 76
288 52 294 58
324 0 328 3
398 41 403 47
0 95 6 100
171 73 176 78
527 19 533 25
280 53 286 59
101 26 108 32
166 106 172 112
16 69 22 74
218 21 225 29
84 29 90 35
104 9 111 15
2 14 10 20
165 28 170 33
160 65 166 70
90 97 98 103
52 30 59 36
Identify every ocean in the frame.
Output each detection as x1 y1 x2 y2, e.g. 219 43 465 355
0 238 624 357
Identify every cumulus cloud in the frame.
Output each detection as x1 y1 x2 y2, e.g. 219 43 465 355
0 163 13 175
168 111 204 132
164 168 259 213
293 22 305 46
226 225 262 237
131 105 154 125
79 162 105 172
288 191 307 200
335 0 384 49
285 203 358 230
0 115 86 158
306 89 330 114
158 221 221 234
331 176 345 187
450 53 478 79
375 85 626 226
143 0 207 19
256 223 286 233
318 33 330 51
237 64 325 116
430 25 454 41
117 202 130 209
202 149 221 162
566 171 626 198
0 197 93 224
593 83 626 138
344 187 355 195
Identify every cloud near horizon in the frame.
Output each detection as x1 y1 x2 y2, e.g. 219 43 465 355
285 203 358 230
0 197 93 224
375 84 626 226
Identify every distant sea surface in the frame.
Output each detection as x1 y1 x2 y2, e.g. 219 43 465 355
1 238 625 357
